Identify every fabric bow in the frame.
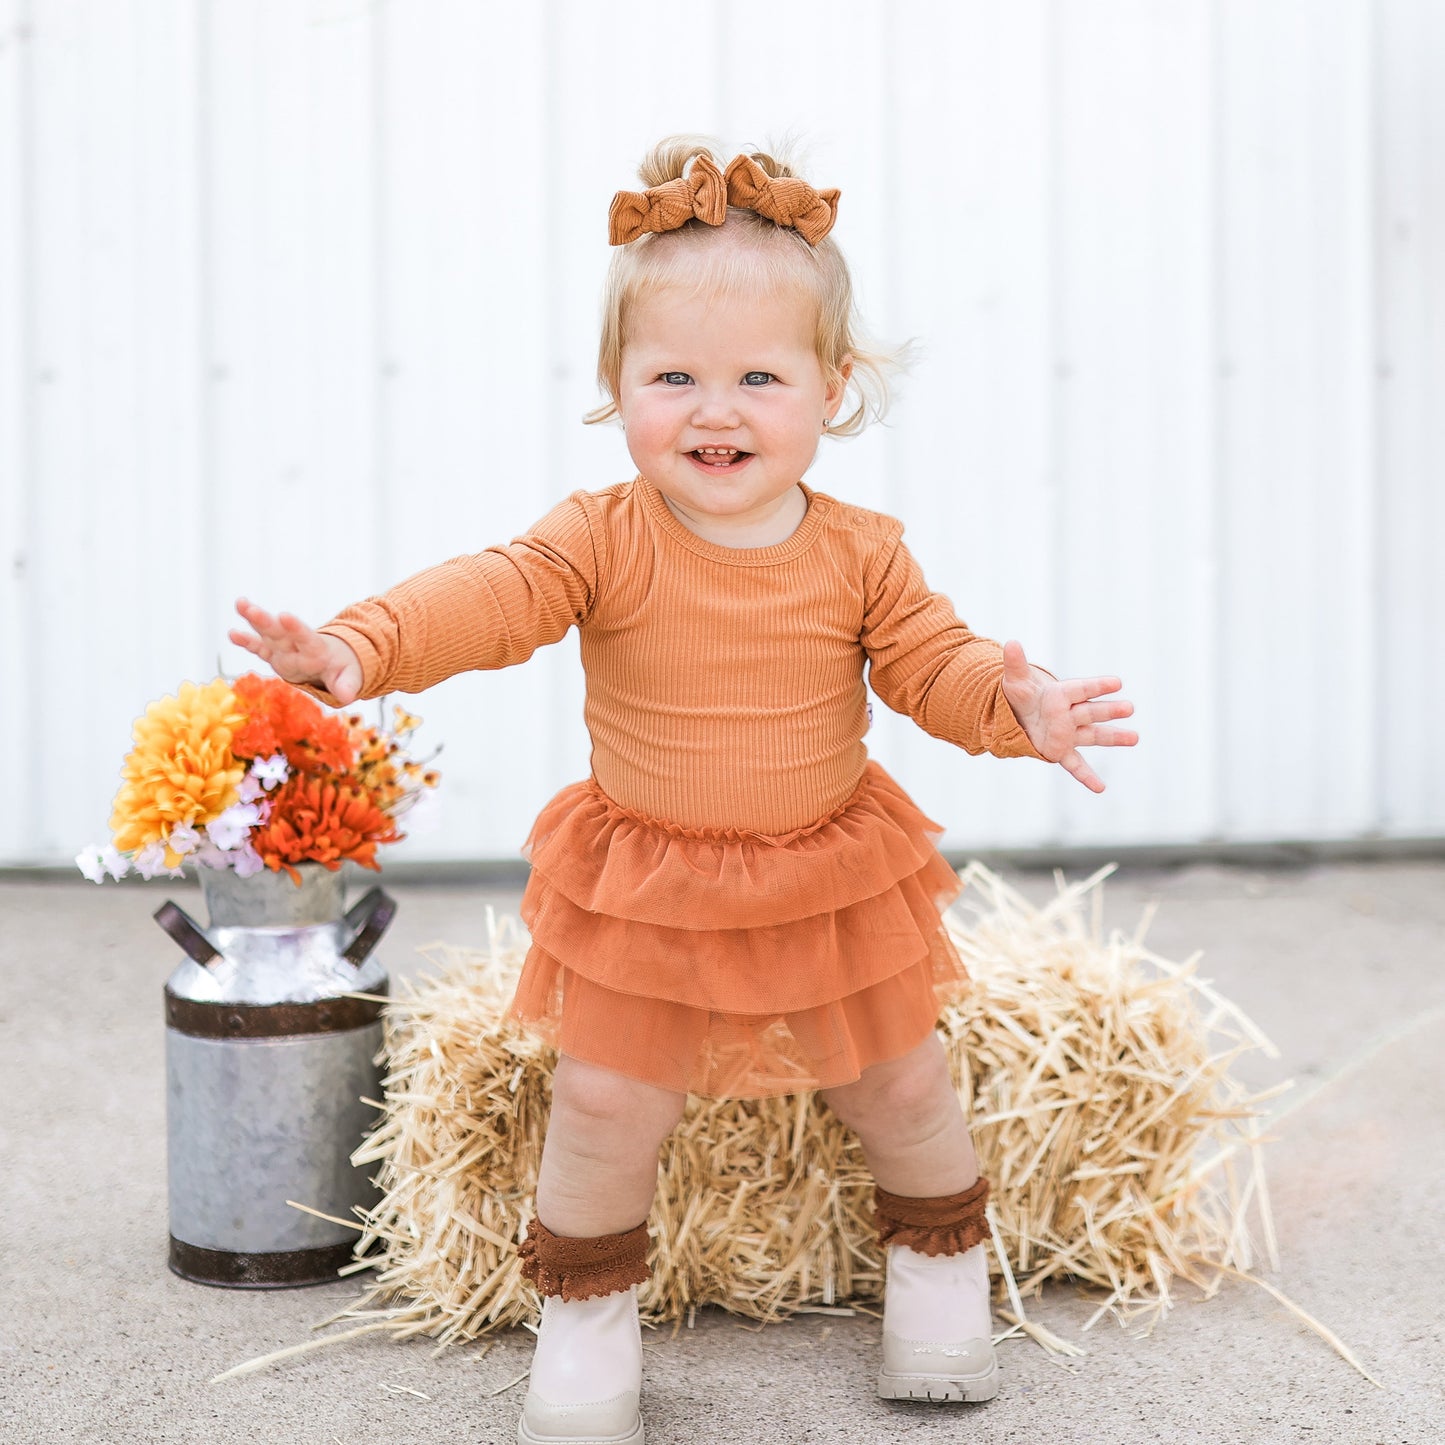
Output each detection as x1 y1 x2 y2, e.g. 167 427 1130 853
722 154 840 246
608 153 727 245
607 153 841 246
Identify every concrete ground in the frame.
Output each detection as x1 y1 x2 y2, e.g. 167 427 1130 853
3 858 1442 1445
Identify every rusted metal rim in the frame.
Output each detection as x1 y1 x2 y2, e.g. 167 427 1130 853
168 1236 359 1288
164 982 388 1040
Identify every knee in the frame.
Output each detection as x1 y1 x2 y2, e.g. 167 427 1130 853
823 1038 959 1141
551 1055 688 1144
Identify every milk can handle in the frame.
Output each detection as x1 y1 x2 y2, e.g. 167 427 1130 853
153 900 220 967
342 887 396 968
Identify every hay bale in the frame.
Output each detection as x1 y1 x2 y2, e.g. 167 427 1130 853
340 863 1279 1344
943 862 1280 1329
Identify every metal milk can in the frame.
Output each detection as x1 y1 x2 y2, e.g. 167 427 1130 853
155 864 394 1287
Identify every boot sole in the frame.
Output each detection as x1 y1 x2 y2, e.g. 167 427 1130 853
516 1415 644 1445
877 1356 1000 1403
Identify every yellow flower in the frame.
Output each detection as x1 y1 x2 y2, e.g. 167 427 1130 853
109 679 247 860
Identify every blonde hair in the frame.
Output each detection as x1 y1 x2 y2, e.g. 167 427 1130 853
585 136 904 437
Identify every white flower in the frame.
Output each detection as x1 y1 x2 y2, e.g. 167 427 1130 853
75 844 106 884
168 822 202 857
134 840 183 880
195 839 265 876
78 843 133 881
99 844 130 881
206 801 263 852
251 752 289 790
238 773 266 804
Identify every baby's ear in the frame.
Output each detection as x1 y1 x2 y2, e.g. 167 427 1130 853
826 354 854 409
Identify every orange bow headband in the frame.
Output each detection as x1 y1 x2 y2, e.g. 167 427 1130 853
608 153 841 247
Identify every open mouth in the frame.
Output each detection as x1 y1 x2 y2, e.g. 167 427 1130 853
689 447 753 470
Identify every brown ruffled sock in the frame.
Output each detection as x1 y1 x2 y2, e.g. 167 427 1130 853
873 1176 992 1258
518 1216 651 1301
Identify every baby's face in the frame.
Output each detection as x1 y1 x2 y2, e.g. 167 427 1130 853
616 284 845 544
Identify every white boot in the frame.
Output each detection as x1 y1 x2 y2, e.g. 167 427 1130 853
876 1243 999 1403
516 1286 645 1444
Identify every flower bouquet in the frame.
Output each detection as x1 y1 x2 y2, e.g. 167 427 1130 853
77 674 439 884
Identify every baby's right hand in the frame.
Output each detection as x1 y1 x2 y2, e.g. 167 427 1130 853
229 598 364 705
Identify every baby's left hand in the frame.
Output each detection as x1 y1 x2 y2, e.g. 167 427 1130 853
1001 639 1138 793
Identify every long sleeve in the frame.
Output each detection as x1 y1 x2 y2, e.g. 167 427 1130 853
861 528 1043 760
314 492 605 701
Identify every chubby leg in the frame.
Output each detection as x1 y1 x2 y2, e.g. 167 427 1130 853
535 1053 689 1237
820 1031 978 1197
821 1032 998 1404
518 1055 688 1445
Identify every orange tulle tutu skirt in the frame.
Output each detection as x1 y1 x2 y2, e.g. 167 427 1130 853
507 761 970 1098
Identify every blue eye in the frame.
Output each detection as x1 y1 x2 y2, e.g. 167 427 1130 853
743 371 774 386
660 372 691 386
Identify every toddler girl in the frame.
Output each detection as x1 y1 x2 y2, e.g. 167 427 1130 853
231 137 1137 1444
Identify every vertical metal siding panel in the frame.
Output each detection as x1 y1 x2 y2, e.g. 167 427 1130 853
75 1 148 853
27 0 116 859
208 4 375 685
0 1 32 863
25 0 85 860
1051 2 1216 845
885 2 1059 851
1376 0 1445 835
304 3 378 610
25 1 205 864
373 1 553 862
131 1 205 744
1216 0 1377 841
206 4 300 634
1323 2 1378 837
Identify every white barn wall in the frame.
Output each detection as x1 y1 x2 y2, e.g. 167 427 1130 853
1215 0 1378 841
1047 0 1218 848
1 1 29 857
1377 0 1445 837
1 0 1441 867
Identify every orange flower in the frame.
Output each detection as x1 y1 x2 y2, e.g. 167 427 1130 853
250 773 401 882
233 673 354 774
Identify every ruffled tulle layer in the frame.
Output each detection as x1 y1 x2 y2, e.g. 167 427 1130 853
520 853 959 1013
507 761 970 1097
509 946 958 1099
520 763 943 929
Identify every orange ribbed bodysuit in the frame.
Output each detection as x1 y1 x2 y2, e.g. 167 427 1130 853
319 477 1042 1097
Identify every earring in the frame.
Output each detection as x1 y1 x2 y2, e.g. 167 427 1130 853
822 417 831 430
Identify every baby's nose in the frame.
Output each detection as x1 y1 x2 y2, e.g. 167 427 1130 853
690 390 742 428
